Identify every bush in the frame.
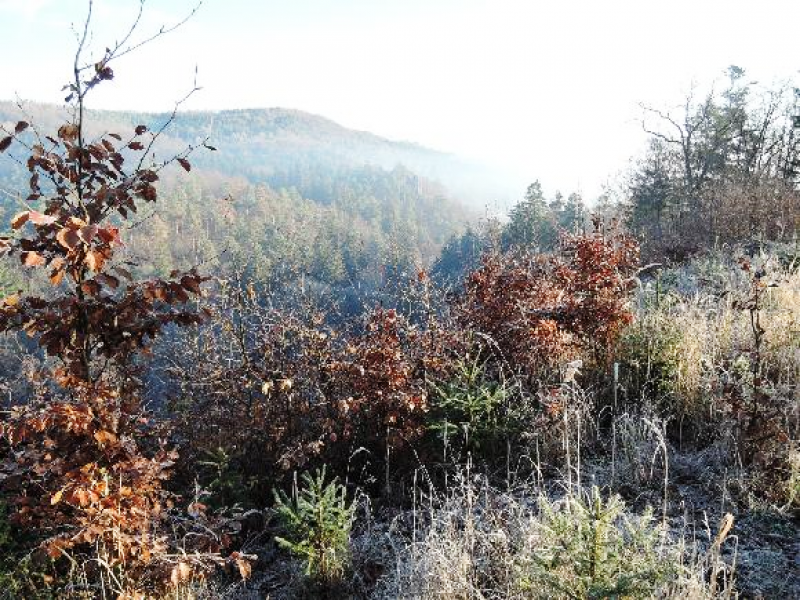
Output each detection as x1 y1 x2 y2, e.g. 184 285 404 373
461 221 640 388
163 287 343 505
327 307 432 456
166 295 464 503
0 7 246 595
273 466 355 585
520 487 673 598
427 353 516 461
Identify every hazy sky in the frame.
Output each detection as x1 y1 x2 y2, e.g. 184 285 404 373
1 0 798 200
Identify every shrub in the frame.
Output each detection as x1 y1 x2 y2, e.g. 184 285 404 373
273 466 355 585
196 446 257 511
427 353 515 461
520 486 674 598
0 7 224 595
163 284 343 504
461 220 640 388
0 120 204 591
721 257 797 502
325 305 465 488
328 308 430 453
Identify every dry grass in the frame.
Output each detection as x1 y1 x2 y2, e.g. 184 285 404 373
368 469 736 599
623 250 799 432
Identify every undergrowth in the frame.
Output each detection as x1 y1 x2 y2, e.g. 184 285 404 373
370 473 737 600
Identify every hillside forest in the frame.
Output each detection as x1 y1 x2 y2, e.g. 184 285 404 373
0 10 798 600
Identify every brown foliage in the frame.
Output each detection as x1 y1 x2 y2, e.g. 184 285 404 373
165 225 642 505
327 307 448 453
1 382 177 568
167 280 466 503
461 219 640 385
0 50 211 593
165 225 641 506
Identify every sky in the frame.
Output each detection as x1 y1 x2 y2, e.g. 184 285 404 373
1 0 799 201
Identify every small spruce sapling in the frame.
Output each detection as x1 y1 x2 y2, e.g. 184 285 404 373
273 466 355 584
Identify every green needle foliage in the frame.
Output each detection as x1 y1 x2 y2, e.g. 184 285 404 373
273 466 355 585
522 487 674 599
428 353 512 458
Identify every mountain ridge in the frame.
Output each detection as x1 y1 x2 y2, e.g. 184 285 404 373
0 101 517 209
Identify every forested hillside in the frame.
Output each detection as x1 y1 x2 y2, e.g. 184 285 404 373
0 102 473 307
0 101 511 209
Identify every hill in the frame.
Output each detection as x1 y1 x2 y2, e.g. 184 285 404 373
0 102 514 210
0 101 484 305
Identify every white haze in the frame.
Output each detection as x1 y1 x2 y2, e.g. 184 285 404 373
0 0 798 207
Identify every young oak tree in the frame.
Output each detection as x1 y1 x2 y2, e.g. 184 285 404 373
0 0 220 591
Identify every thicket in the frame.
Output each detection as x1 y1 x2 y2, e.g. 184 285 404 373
0 97 657 593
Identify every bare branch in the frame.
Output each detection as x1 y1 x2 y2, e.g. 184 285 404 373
640 103 684 144
78 1 203 75
136 68 205 175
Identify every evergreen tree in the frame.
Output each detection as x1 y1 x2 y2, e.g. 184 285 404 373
559 192 588 233
503 181 557 251
432 227 485 286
